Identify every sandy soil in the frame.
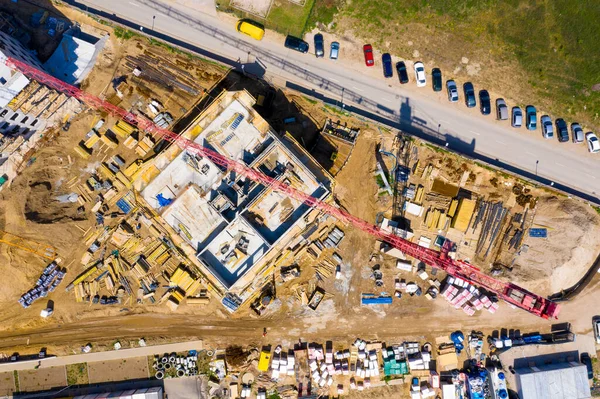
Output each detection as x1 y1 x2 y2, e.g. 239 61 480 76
88 357 149 383
18 366 67 392
0 372 15 397
0 4 597 383
514 196 600 294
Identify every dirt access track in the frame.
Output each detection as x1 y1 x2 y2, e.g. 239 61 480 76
0 274 598 355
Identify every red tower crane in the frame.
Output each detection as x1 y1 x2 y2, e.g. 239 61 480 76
5 57 560 319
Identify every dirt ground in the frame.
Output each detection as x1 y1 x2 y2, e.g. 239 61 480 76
0 4 598 391
515 196 600 294
87 357 149 383
17 366 67 392
0 372 15 397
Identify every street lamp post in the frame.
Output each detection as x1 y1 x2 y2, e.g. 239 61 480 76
152 15 156 31
535 160 539 176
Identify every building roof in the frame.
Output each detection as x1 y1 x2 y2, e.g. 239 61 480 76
198 216 269 288
141 151 223 209
43 27 106 84
201 98 268 162
161 185 226 251
516 362 591 399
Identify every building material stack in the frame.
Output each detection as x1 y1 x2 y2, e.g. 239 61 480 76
440 276 499 315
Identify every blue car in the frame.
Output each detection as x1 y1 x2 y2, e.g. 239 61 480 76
526 105 537 130
382 53 393 78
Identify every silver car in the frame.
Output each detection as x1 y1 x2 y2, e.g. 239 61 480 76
511 107 522 128
330 42 339 60
541 115 553 138
446 80 458 102
571 123 584 143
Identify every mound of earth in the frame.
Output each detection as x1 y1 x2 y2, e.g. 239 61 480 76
25 179 86 224
511 196 600 295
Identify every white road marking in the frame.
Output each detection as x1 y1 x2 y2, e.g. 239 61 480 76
495 139 506 145
381 97 394 103
586 173 596 179
469 130 480 136
329 78 339 83
555 162 565 167
128 1 140 6
525 151 536 156
352 86 364 92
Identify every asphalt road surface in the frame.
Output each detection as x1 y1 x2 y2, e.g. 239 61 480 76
66 0 600 203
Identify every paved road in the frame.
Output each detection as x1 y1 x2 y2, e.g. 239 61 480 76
65 0 600 203
0 339 203 372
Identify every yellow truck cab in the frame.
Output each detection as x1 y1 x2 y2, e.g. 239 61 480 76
236 20 265 41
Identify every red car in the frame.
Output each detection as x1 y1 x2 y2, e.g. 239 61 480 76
363 44 374 66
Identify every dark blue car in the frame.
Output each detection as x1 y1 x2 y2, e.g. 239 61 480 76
382 53 393 78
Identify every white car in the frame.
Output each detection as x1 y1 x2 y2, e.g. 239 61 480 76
586 132 600 153
594 317 600 344
414 61 426 87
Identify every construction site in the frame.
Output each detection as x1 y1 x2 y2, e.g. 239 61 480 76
0 1 599 399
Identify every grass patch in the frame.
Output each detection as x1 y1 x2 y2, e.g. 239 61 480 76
306 0 341 31
303 96 318 104
13 371 19 392
66 363 89 385
323 104 348 115
338 0 600 127
113 26 140 40
266 0 315 37
424 142 450 155
592 206 600 216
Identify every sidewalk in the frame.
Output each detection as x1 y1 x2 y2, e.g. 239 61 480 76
0 340 203 372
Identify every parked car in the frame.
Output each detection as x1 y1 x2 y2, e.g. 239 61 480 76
329 41 339 60
594 317 600 343
587 132 600 153
414 61 426 87
479 90 491 115
555 118 569 142
511 107 522 128
463 82 476 108
382 53 393 78
363 44 374 66
313 33 324 57
496 98 508 120
236 19 265 41
432 68 442 92
285 35 309 53
525 105 537 130
396 61 409 84
446 80 458 102
581 353 593 379
571 123 584 143
541 115 553 138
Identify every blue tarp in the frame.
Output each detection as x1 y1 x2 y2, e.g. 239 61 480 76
361 296 393 305
529 228 548 238
156 193 174 207
116 198 133 214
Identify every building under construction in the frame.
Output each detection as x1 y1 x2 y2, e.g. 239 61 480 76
137 90 332 310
